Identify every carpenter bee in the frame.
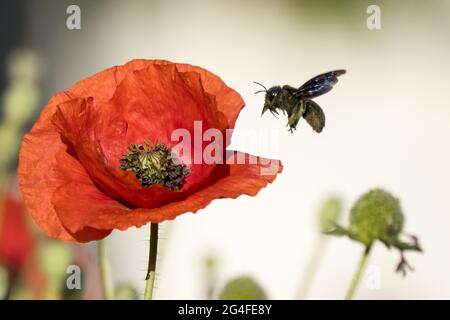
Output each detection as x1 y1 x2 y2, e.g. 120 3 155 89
254 70 346 133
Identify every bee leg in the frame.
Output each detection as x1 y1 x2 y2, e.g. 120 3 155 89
287 122 297 134
270 109 279 118
286 103 302 133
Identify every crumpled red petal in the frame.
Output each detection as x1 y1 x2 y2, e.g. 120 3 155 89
18 60 282 243
50 64 230 208
18 94 110 242
51 152 282 237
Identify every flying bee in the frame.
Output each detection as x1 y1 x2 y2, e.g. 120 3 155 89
254 70 346 133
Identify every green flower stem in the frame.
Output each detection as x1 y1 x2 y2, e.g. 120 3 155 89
345 245 372 300
144 223 159 300
98 239 114 300
296 236 327 299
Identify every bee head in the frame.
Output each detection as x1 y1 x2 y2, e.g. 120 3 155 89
262 86 281 116
253 82 282 116
265 86 281 101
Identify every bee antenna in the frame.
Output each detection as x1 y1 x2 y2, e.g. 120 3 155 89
253 81 267 94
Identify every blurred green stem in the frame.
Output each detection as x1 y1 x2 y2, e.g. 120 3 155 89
144 223 159 300
345 245 371 300
296 236 327 299
98 239 114 300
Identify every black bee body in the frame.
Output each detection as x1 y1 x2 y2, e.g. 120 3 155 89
255 70 346 133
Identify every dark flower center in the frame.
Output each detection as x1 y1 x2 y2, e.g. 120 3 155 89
120 140 188 191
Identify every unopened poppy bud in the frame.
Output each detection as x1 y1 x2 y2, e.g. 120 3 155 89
218 276 267 300
319 196 342 232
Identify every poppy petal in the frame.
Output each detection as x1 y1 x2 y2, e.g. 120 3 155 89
18 127 111 242
122 60 245 129
51 152 282 234
50 64 234 209
18 60 277 244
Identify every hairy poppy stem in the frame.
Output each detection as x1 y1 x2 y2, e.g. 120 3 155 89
296 236 327 299
98 239 114 300
345 245 372 300
144 223 159 300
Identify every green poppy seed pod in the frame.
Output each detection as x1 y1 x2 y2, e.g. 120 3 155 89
319 196 342 231
349 189 404 247
218 276 267 300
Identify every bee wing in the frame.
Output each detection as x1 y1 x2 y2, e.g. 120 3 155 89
295 70 346 98
303 100 325 133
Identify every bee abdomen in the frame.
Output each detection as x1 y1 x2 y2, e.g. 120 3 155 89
303 100 326 133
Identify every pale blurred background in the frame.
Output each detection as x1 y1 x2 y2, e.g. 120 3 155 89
2 0 450 299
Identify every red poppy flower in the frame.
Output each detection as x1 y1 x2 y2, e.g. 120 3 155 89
18 60 282 243
0 188 34 273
